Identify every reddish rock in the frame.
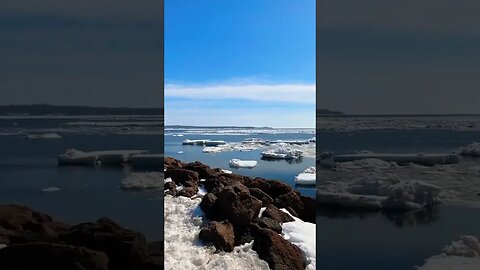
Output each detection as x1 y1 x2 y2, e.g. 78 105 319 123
164 169 199 187
253 228 306 270
258 217 282 233
216 185 262 228
184 161 216 179
177 186 198 197
164 157 185 170
199 221 235 252
274 191 305 219
249 188 274 207
262 204 294 223
300 195 316 223
199 193 218 217
164 181 177 196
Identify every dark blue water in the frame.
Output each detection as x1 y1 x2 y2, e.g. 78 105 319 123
165 131 316 197
317 128 480 270
0 125 163 240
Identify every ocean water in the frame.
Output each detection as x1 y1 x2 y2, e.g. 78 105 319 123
0 118 163 240
317 126 480 269
164 128 316 197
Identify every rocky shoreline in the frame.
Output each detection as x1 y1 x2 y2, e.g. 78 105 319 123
164 157 316 270
0 205 162 270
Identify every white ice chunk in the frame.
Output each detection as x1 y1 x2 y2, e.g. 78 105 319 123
42 186 61 192
418 235 480 270
229 159 257 168
0 243 6 250
221 169 233 174
459 142 480 157
25 133 62 139
121 172 163 190
57 149 149 166
295 167 316 185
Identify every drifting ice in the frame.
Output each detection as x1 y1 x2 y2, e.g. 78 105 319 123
295 167 316 185
25 133 62 139
418 235 480 270
261 147 303 160
459 142 480 157
57 149 148 166
229 159 257 168
121 172 163 190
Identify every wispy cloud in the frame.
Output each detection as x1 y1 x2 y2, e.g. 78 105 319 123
165 82 315 104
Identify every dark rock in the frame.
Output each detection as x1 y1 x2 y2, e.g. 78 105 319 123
253 228 306 270
0 242 109 270
61 217 147 270
177 186 198 198
215 185 262 228
164 157 185 170
0 205 66 245
141 241 163 270
165 169 199 187
243 177 271 194
249 188 274 207
164 181 177 196
199 221 235 252
262 204 294 223
184 161 216 179
275 191 304 219
268 180 294 198
258 217 282 234
201 179 225 195
199 193 218 217
300 195 316 223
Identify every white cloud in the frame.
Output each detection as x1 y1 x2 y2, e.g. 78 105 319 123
165 82 315 104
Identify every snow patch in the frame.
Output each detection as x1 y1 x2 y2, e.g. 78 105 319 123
164 195 269 270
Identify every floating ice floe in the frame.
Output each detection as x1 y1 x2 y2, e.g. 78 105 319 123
243 138 267 144
261 146 304 160
202 143 259 153
336 158 398 171
164 195 269 270
182 139 225 146
57 149 149 166
281 209 316 270
417 235 480 270
121 172 163 190
172 134 184 137
334 153 459 166
459 142 480 157
221 169 233 174
177 151 184 154
229 159 257 168
295 167 316 185
25 133 62 139
317 173 442 210
42 186 61 192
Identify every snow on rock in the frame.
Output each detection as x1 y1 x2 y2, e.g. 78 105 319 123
164 195 269 270
229 159 257 168
459 142 480 157
295 167 316 185
417 235 480 270
25 133 62 139
42 186 61 192
317 172 442 210
121 172 163 190
281 210 316 270
221 169 233 174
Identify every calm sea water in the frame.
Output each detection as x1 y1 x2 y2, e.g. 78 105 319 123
164 130 316 197
0 118 163 240
317 128 480 270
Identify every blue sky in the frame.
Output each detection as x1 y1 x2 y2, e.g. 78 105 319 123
165 0 316 127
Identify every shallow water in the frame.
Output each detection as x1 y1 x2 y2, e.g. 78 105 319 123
164 130 316 197
0 119 163 240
